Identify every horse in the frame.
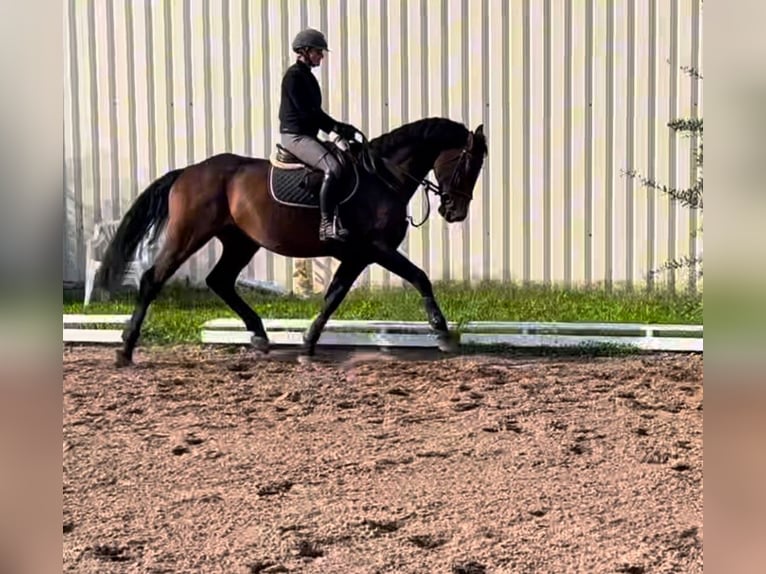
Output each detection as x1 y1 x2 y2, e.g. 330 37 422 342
95 117 488 366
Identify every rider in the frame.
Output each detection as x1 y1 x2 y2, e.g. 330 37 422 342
278 28 360 242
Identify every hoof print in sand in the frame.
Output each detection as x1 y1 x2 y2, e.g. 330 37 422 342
296 539 324 558
91 544 131 563
257 480 294 496
361 518 402 537
569 443 589 455
408 534 447 549
248 560 288 573
484 415 522 433
452 560 487 574
184 433 205 445
453 402 480 412
642 450 670 464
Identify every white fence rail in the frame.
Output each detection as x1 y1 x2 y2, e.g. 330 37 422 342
63 315 702 352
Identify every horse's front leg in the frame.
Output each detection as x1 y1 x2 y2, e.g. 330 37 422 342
369 241 458 352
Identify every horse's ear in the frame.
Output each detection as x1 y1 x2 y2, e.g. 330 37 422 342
474 124 484 136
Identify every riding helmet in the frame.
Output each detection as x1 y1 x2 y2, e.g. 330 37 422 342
291 28 330 52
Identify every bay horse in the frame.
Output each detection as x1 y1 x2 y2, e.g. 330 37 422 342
95 117 488 366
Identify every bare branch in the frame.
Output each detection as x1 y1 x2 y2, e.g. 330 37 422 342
621 170 703 209
648 255 704 279
668 118 703 134
680 65 703 80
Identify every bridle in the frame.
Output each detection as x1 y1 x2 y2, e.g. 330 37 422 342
431 138 476 200
363 134 477 227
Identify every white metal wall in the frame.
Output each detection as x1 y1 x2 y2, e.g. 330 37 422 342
64 0 703 292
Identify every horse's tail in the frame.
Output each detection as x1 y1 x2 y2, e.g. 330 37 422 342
95 168 185 294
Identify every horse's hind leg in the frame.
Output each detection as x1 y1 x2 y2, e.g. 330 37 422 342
206 226 270 353
301 257 368 357
118 229 214 367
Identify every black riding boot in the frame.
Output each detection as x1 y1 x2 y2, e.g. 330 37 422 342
318 173 349 242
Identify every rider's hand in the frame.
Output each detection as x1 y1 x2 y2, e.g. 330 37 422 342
334 122 357 141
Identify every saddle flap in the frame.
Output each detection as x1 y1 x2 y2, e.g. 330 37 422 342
269 162 360 209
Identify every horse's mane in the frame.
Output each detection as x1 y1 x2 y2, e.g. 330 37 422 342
369 117 469 156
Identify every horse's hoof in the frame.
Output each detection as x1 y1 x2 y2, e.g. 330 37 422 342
297 354 314 366
437 332 460 353
115 349 133 368
251 336 270 354
298 343 315 365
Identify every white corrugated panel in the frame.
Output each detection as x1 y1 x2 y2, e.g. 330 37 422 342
64 0 703 292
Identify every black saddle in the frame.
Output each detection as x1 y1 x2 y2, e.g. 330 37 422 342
269 142 359 209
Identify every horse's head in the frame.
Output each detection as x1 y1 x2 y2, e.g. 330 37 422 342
368 118 489 223
432 124 488 222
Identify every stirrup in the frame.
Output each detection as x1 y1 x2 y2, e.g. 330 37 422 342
333 214 350 238
319 216 348 242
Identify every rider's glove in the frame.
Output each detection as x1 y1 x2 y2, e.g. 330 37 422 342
334 122 358 141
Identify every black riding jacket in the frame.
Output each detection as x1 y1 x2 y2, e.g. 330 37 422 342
278 60 336 136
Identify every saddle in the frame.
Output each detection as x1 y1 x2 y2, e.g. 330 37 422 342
268 141 359 209
274 144 308 166
270 141 348 169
